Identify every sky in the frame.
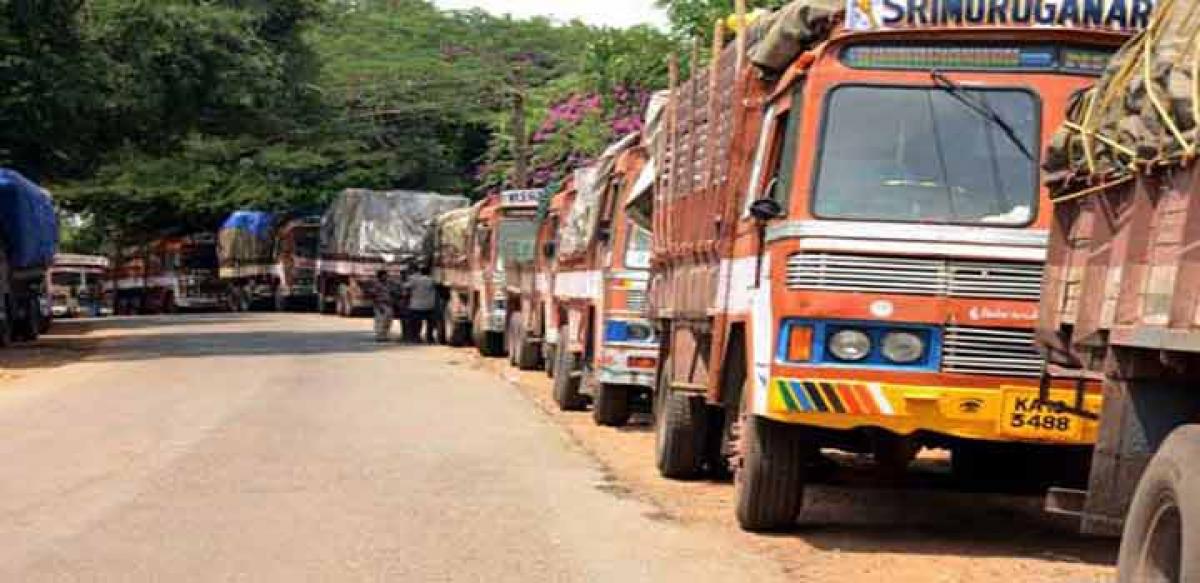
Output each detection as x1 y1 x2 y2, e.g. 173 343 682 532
431 0 669 29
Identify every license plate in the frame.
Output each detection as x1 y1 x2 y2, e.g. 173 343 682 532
999 392 1084 442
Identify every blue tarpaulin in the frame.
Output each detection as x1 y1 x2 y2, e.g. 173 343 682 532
218 210 277 265
0 169 58 269
220 211 276 239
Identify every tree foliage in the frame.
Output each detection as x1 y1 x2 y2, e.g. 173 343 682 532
0 0 680 250
655 0 788 41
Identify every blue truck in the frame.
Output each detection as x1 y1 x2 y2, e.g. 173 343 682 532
0 169 59 345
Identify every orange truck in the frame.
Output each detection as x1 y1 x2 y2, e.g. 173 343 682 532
542 136 659 427
1038 3 1196 579
646 0 1145 531
433 190 540 356
503 183 572 372
112 234 229 314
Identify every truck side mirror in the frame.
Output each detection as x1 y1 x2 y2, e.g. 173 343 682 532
597 225 612 244
542 240 557 259
749 198 784 222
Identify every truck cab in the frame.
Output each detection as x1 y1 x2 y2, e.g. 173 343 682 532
467 191 540 357
649 0 1143 531
273 217 320 310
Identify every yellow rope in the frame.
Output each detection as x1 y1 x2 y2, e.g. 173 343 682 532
1050 175 1136 204
1141 0 1195 157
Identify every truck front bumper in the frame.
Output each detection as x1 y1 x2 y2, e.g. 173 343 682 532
597 345 658 388
763 378 1102 446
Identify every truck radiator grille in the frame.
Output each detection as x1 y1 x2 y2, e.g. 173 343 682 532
785 253 1044 301
942 326 1043 378
626 289 648 313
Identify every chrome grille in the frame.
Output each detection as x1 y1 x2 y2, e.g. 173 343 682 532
786 253 1044 301
942 326 1043 378
626 289 648 313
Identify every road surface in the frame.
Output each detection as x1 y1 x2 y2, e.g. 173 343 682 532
0 314 782 582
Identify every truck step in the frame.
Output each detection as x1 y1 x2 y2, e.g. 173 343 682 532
1044 487 1087 518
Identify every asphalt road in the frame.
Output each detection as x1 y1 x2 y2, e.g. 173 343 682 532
0 313 782 582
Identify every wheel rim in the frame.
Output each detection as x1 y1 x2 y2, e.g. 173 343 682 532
1138 493 1183 583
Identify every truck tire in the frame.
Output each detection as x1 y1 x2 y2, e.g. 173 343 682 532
514 327 541 371
478 331 505 358
0 295 12 347
552 332 586 411
593 383 632 427
11 297 39 342
654 385 705 479
445 304 469 347
735 414 807 532
1117 424 1200 583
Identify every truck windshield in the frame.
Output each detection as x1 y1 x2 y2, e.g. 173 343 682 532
293 229 319 259
497 218 537 265
182 245 218 269
813 85 1038 226
625 223 651 269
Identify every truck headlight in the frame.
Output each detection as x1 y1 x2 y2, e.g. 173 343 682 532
881 331 925 364
828 329 871 362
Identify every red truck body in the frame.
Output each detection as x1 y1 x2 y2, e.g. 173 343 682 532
113 234 229 314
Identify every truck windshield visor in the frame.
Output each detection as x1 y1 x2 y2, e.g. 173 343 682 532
813 85 1038 226
498 218 537 265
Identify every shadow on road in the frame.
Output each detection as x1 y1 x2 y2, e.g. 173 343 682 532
784 483 1119 566
2 314 416 369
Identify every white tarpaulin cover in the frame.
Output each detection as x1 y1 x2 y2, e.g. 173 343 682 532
558 133 640 258
321 189 469 259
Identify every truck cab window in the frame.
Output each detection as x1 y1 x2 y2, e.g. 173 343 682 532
743 105 795 217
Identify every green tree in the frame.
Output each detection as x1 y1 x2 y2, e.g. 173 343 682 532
655 0 788 41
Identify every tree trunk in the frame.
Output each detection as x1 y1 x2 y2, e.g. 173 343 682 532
511 84 529 189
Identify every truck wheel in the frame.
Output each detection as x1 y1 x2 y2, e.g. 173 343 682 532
164 292 178 314
514 327 541 371
735 414 807 532
478 331 505 358
654 384 705 479
552 332 586 411
0 295 12 347
593 383 632 427
1117 425 1200 583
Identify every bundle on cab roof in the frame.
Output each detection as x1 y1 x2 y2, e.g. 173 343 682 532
218 211 278 266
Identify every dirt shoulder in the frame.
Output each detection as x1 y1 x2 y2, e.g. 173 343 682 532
454 347 1118 583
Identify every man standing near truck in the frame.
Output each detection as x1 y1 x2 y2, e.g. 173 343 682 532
405 267 438 344
371 270 397 342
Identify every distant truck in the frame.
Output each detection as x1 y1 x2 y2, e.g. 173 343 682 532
0 169 58 345
539 136 659 427
48 254 111 318
433 190 540 356
218 212 321 311
1038 3 1198 579
112 234 228 314
318 190 468 317
503 183 574 371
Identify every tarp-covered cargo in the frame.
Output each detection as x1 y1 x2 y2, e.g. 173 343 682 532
435 206 476 266
1045 2 1198 189
218 211 277 266
559 133 640 258
748 0 842 74
321 189 469 259
0 169 58 269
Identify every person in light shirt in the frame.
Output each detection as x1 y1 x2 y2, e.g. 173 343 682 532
405 267 439 344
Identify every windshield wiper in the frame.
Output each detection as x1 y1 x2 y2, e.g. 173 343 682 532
930 71 1035 161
